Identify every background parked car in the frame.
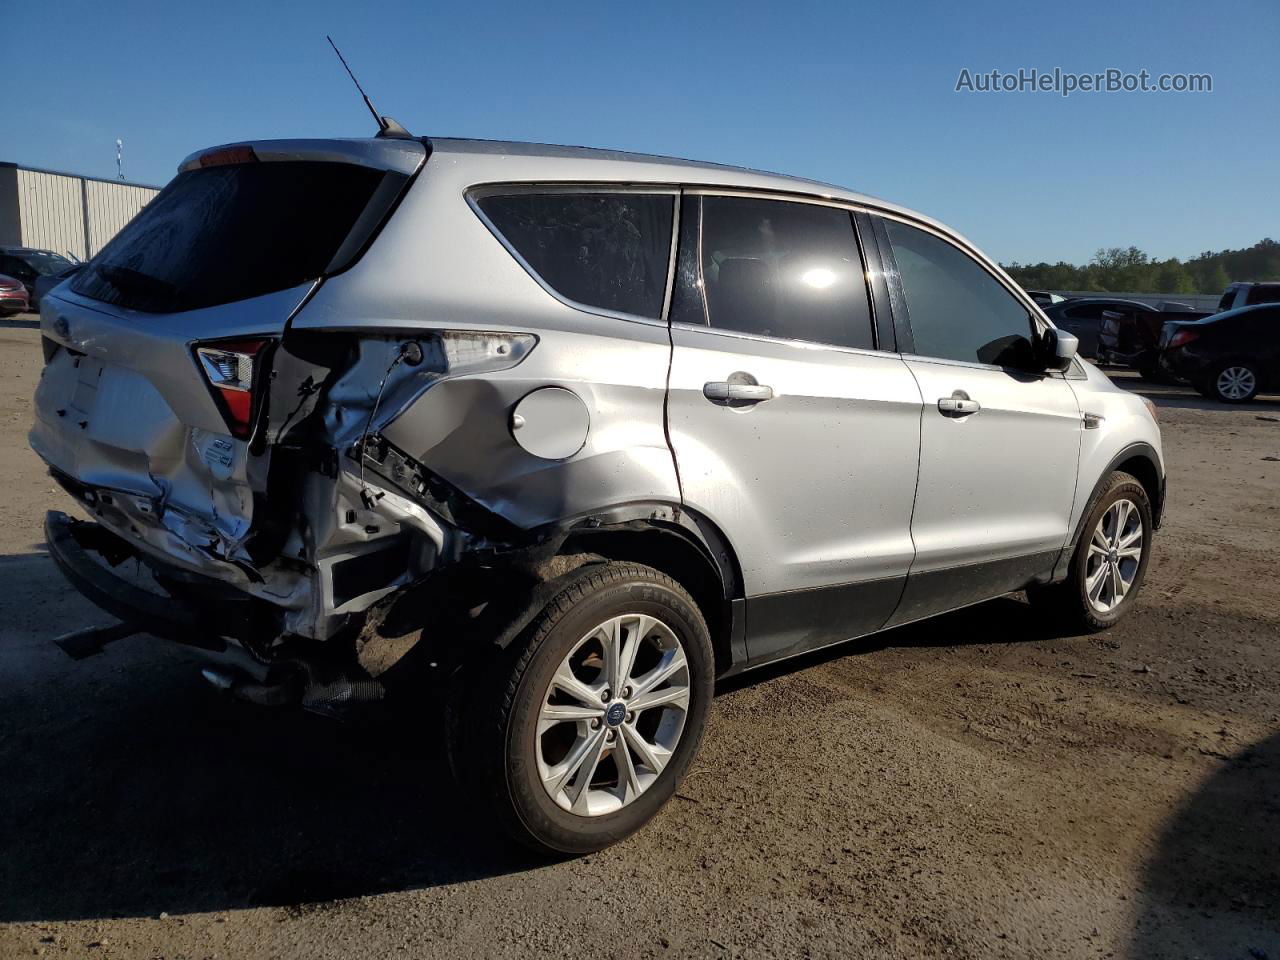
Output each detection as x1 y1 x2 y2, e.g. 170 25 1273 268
0 247 77 311
0 274 30 315
1217 282 1280 313
1088 298 1211 378
1043 297 1205 363
32 262 84 308
1159 303 1280 403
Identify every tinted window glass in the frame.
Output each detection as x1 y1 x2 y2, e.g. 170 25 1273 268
0 256 34 281
693 195 873 349
478 193 674 319
1063 303 1103 320
884 219 1035 366
1248 286 1280 305
72 161 386 313
1218 288 1238 311
19 251 73 276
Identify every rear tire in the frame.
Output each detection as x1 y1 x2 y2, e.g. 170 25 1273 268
448 562 714 856
1207 361 1260 403
1028 471 1153 633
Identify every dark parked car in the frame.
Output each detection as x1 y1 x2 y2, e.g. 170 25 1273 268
1159 303 1280 403
1044 297 1199 363
1217 282 1280 313
0 247 77 311
0 273 30 315
32 261 84 307
1081 298 1210 377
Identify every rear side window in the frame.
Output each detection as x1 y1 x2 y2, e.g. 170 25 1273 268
1218 287 1239 311
674 195 875 350
1063 303 1103 320
1247 286 1280 306
477 192 674 319
883 219 1035 367
71 161 388 314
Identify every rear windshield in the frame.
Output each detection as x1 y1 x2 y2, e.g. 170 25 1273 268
72 161 385 313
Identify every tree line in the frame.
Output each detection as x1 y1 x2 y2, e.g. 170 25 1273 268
1002 238 1280 295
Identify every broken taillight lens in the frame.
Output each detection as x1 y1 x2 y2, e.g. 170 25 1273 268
195 337 272 439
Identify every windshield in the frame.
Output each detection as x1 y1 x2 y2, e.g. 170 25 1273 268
70 160 387 313
22 251 73 276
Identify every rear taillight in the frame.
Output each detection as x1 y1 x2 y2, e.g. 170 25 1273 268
195 337 272 439
1167 329 1200 350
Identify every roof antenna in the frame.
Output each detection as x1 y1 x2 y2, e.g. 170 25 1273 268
326 35 412 139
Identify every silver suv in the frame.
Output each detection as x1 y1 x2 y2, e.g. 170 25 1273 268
31 136 1165 854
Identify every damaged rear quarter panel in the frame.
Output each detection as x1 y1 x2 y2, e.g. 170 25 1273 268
289 153 682 535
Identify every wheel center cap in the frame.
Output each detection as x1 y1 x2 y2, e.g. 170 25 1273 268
1109 548 1119 564
605 702 627 727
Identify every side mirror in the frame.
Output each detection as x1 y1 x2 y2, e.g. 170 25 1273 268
1043 328 1078 372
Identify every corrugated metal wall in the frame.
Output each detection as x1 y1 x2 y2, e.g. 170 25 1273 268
16 169 87 260
4 166 160 260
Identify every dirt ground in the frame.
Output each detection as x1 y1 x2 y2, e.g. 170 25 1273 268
1 315 1277 960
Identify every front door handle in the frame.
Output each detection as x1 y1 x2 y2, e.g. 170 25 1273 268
937 392 980 416
704 381 774 404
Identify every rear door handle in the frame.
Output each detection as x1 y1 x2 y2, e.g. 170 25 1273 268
937 393 980 416
703 381 774 404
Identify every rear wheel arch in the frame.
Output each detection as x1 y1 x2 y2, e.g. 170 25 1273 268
557 509 742 675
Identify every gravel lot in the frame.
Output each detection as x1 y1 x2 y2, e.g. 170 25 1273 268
1 316 1277 959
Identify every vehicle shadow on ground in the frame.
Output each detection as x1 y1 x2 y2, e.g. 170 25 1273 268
1128 730 1280 959
0 549 547 922
1107 373 1280 413
0 552 1068 923
718 594 1062 694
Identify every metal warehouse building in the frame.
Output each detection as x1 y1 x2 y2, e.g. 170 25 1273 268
0 162 160 261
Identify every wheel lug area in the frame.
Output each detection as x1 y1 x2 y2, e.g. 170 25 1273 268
605 729 616 743
620 686 632 699
590 718 601 730
600 688 611 703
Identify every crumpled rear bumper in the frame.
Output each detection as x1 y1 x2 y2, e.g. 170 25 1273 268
43 509 278 651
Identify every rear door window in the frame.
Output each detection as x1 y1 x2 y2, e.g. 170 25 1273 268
882 218 1036 367
1247 286 1280 306
476 192 674 319
71 161 389 313
1063 303 1103 320
671 194 875 350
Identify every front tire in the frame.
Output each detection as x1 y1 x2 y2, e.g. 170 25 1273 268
450 562 714 855
1029 471 1153 632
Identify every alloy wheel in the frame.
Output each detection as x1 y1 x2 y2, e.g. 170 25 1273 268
1216 366 1256 401
536 613 691 816
1085 498 1144 613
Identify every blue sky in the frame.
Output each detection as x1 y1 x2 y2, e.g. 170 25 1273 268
10 0 1277 265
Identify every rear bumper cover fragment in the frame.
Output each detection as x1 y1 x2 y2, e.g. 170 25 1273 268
45 510 228 651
